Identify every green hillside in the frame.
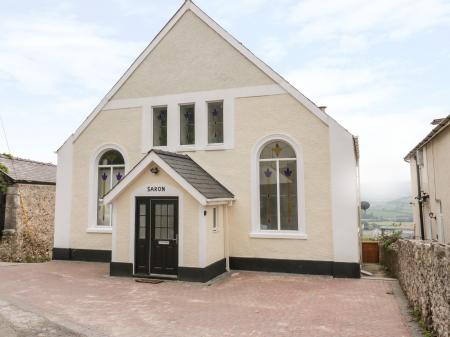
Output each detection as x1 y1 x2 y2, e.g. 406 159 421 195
362 196 413 222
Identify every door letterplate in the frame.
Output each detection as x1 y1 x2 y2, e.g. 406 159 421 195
158 240 170 245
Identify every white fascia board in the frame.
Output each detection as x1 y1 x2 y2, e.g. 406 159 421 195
205 198 235 206
61 0 339 149
103 152 208 206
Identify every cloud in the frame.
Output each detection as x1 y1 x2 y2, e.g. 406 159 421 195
348 106 447 186
286 0 450 46
284 57 446 187
0 15 144 95
285 58 400 115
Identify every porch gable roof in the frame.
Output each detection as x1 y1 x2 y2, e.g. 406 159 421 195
103 150 234 206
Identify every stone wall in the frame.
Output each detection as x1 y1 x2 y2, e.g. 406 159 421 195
0 183 55 261
382 240 449 337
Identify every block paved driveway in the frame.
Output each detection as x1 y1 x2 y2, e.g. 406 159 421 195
0 261 414 337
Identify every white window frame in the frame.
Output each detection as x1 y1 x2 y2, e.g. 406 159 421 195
150 105 168 149
87 144 129 233
212 207 218 232
250 134 306 239
97 163 125 227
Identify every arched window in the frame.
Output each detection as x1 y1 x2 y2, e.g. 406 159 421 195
259 140 298 231
97 150 125 226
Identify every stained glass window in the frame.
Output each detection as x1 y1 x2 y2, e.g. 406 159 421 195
180 104 195 145
259 140 298 231
97 150 125 227
153 106 167 147
208 101 224 144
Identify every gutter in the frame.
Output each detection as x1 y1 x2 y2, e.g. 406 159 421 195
404 115 450 161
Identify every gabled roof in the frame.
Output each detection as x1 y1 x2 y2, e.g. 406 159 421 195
0 155 56 184
404 114 450 161
103 150 234 205
64 0 343 149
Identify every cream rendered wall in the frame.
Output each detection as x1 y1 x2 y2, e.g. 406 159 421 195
422 128 450 244
70 107 142 250
112 167 200 267
112 10 274 100
189 94 333 261
204 205 225 266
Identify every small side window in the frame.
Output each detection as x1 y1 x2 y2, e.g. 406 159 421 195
207 101 224 144
213 207 218 232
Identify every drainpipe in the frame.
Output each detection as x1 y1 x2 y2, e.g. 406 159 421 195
224 204 230 271
415 157 425 240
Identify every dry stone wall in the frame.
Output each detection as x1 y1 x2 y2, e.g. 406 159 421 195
0 183 55 262
383 240 449 337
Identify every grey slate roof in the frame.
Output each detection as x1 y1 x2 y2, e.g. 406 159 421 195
0 155 56 184
153 150 234 199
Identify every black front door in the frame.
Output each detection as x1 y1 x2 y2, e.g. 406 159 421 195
134 197 178 276
150 199 178 275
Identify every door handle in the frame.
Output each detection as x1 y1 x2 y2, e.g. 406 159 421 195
175 234 178 245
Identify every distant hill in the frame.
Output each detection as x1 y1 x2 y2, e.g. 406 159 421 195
362 196 413 222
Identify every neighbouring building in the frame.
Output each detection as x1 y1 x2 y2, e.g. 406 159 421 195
53 0 361 282
405 115 450 244
0 155 56 241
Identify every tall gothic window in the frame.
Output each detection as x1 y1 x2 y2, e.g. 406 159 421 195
97 150 125 226
259 140 298 231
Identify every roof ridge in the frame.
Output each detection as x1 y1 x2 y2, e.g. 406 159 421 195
152 149 190 159
0 154 56 167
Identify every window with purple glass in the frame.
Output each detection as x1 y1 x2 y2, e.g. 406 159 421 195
207 101 223 144
153 106 167 147
97 150 125 227
259 140 298 231
180 104 195 145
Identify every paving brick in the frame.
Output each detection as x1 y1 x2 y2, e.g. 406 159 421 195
0 262 412 337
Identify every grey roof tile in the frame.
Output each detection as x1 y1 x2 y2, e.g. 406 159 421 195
0 155 56 184
153 150 234 200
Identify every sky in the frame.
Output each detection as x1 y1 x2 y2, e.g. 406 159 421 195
0 0 449 200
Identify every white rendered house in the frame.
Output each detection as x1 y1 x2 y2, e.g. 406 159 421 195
53 0 361 281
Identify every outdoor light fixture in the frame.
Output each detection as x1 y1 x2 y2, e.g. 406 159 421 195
150 166 160 175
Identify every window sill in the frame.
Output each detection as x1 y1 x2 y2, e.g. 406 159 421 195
205 144 228 151
176 145 197 152
249 232 307 240
87 227 113 234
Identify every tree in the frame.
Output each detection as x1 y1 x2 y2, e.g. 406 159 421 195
0 162 9 193
361 201 371 214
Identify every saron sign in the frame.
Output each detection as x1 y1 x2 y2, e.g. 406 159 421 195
147 186 166 192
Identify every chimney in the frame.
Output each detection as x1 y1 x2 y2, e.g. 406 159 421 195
318 106 327 112
431 118 444 125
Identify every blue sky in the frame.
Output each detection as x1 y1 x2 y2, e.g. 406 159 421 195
1 0 449 199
